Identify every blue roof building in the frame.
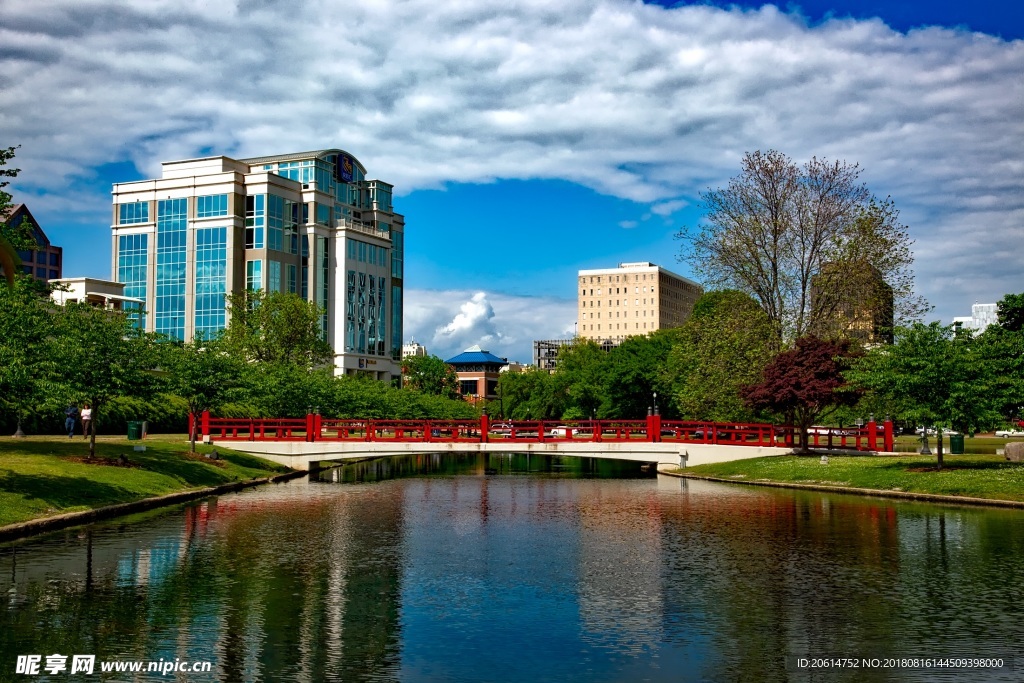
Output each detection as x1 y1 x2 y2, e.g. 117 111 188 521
445 345 507 405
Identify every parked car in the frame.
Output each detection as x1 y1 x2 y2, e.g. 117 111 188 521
489 423 513 436
548 425 578 437
995 429 1024 438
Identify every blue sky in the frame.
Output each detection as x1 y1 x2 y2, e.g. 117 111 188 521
3 0 1022 363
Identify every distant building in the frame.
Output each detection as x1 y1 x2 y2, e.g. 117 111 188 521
953 302 998 333
810 263 894 344
445 345 507 404
50 277 144 318
402 340 428 358
533 337 619 372
0 204 63 283
577 262 702 344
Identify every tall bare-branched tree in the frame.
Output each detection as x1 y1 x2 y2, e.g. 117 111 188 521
679 150 928 348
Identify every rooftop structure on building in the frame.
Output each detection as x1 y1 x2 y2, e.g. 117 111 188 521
577 262 702 343
0 204 63 283
402 340 428 358
953 302 998 333
50 277 144 315
110 149 405 383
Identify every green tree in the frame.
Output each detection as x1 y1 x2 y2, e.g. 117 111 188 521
0 277 55 434
0 145 33 285
679 150 926 347
401 355 459 399
848 322 998 468
52 303 161 457
976 292 1024 424
602 330 679 418
667 290 775 422
555 339 608 419
161 337 245 451
224 290 333 367
497 368 566 421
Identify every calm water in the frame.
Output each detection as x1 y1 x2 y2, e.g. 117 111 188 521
3 453 1023 682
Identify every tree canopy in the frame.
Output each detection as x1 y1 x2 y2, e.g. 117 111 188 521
680 150 927 347
223 290 333 367
668 290 776 422
401 354 460 399
742 335 862 451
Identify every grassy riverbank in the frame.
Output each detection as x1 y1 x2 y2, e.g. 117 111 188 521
680 454 1024 503
0 435 290 527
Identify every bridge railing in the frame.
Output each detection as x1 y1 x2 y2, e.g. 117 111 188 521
198 412 893 451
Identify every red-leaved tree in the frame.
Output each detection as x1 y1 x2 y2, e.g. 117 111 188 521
741 336 862 452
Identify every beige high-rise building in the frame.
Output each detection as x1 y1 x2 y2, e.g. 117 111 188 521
577 262 702 343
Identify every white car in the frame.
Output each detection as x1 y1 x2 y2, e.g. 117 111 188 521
548 425 578 437
995 429 1024 438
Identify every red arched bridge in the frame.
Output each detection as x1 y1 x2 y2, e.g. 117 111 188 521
196 412 894 452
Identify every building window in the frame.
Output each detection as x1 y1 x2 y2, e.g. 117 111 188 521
246 259 262 290
391 284 402 360
245 195 265 249
196 194 229 218
194 226 227 337
288 264 297 294
155 198 187 340
119 202 149 225
49 252 59 266
118 233 148 329
391 230 403 279
268 260 281 292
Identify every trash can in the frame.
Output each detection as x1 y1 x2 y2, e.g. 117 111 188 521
949 433 965 455
127 421 143 441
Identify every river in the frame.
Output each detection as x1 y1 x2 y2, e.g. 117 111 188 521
2 453 1022 682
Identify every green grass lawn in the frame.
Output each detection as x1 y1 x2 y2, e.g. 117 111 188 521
0 435 291 527
682 453 1024 503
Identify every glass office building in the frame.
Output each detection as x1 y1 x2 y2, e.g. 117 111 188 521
110 149 405 382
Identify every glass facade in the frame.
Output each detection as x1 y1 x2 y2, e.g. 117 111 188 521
194 226 227 338
118 234 148 329
317 237 329 339
119 202 149 225
391 285 402 360
196 194 229 218
155 198 188 340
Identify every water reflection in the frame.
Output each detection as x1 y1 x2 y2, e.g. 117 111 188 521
2 455 1023 682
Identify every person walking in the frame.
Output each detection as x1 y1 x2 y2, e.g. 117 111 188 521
64 404 79 439
81 404 92 438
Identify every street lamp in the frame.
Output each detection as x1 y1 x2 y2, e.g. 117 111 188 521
653 392 658 416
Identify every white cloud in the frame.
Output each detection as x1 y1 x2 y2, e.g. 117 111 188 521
404 289 576 363
1 0 1022 321
618 220 638 229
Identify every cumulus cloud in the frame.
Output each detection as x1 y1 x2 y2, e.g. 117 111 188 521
1 0 1022 320
404 289 576 363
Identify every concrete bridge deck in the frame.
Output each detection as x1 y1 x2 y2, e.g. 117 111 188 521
223 439 794 472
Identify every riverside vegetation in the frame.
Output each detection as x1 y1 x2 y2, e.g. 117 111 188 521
0 436 289 527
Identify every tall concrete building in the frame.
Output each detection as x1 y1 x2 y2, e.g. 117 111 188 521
577 262 702 343
110 149 404 382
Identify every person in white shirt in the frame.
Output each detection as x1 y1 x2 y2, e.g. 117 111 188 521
81 404 92 438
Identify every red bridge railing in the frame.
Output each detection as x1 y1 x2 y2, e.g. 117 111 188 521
196 412 894 452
